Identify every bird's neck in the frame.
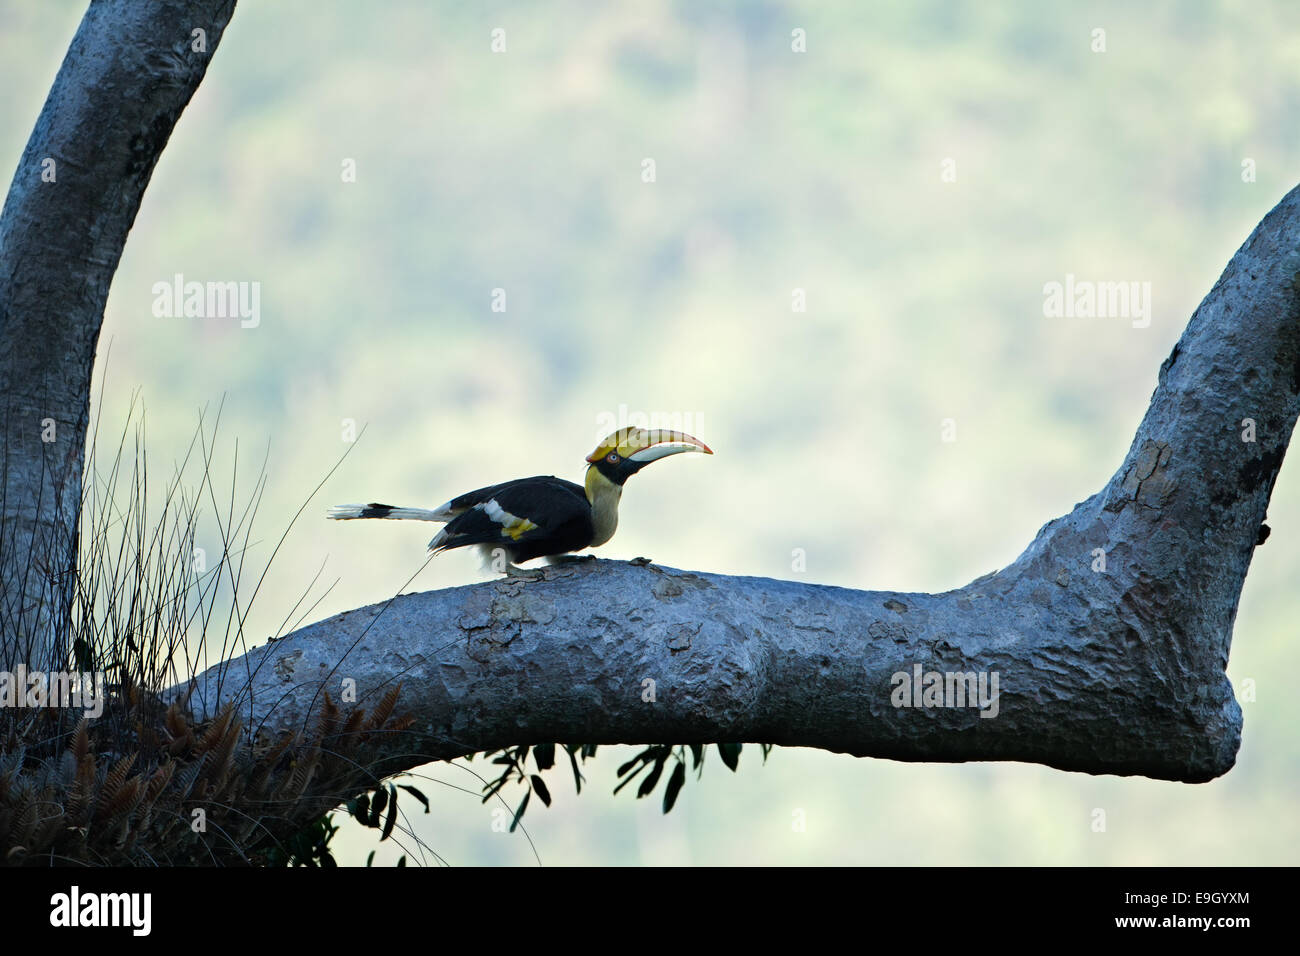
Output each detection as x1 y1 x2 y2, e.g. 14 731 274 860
584 465 622 547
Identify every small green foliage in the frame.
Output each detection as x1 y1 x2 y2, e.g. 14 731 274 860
289 777 428 867
474 741 772 833
266 813 340 867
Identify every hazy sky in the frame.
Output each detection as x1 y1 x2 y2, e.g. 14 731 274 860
2 1 1296 864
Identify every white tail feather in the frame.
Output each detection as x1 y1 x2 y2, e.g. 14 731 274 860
382 507 446 520
327 503 449 521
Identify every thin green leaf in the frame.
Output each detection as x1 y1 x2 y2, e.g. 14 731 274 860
368 786 388 828
617 751 650 778
662 761 687 813
398 784 430 813
381 784 399 841
482 773 512 802
615 747 661 794
530 774 552 807
509 790 530 832
351 794 370 825
613 767 645 795
637 755 667 798
533 743 555 771
717 742 742 772
566 744 584 795
689 744 704 769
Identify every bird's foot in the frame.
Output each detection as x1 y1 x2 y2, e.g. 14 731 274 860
546 553 596 566
629 556 653 567
504 563 545 581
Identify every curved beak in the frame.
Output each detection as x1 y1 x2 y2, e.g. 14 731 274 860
585 429 714 463
624 430 714 464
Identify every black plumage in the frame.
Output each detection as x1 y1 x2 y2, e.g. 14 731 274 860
435 476 594 563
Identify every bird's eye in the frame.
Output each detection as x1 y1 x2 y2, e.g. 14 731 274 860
606 452 620 464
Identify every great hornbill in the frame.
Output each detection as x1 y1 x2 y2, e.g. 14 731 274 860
328 427 712 573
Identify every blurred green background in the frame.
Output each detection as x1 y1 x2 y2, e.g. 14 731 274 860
3 0 1297 865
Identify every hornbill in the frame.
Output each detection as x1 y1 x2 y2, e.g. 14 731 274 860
328 427 712 574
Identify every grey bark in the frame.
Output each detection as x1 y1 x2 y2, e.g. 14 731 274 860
0 0 1293 789
0 0 237 669
176 185 1300 784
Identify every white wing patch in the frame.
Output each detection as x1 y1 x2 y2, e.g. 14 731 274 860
481 499 539 540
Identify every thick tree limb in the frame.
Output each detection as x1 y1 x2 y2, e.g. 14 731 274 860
176 185 1300 784
2 0 1292 791
0 0 237 668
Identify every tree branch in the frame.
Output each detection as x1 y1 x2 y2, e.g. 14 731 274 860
0 0 237 667
174 183 1300 786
